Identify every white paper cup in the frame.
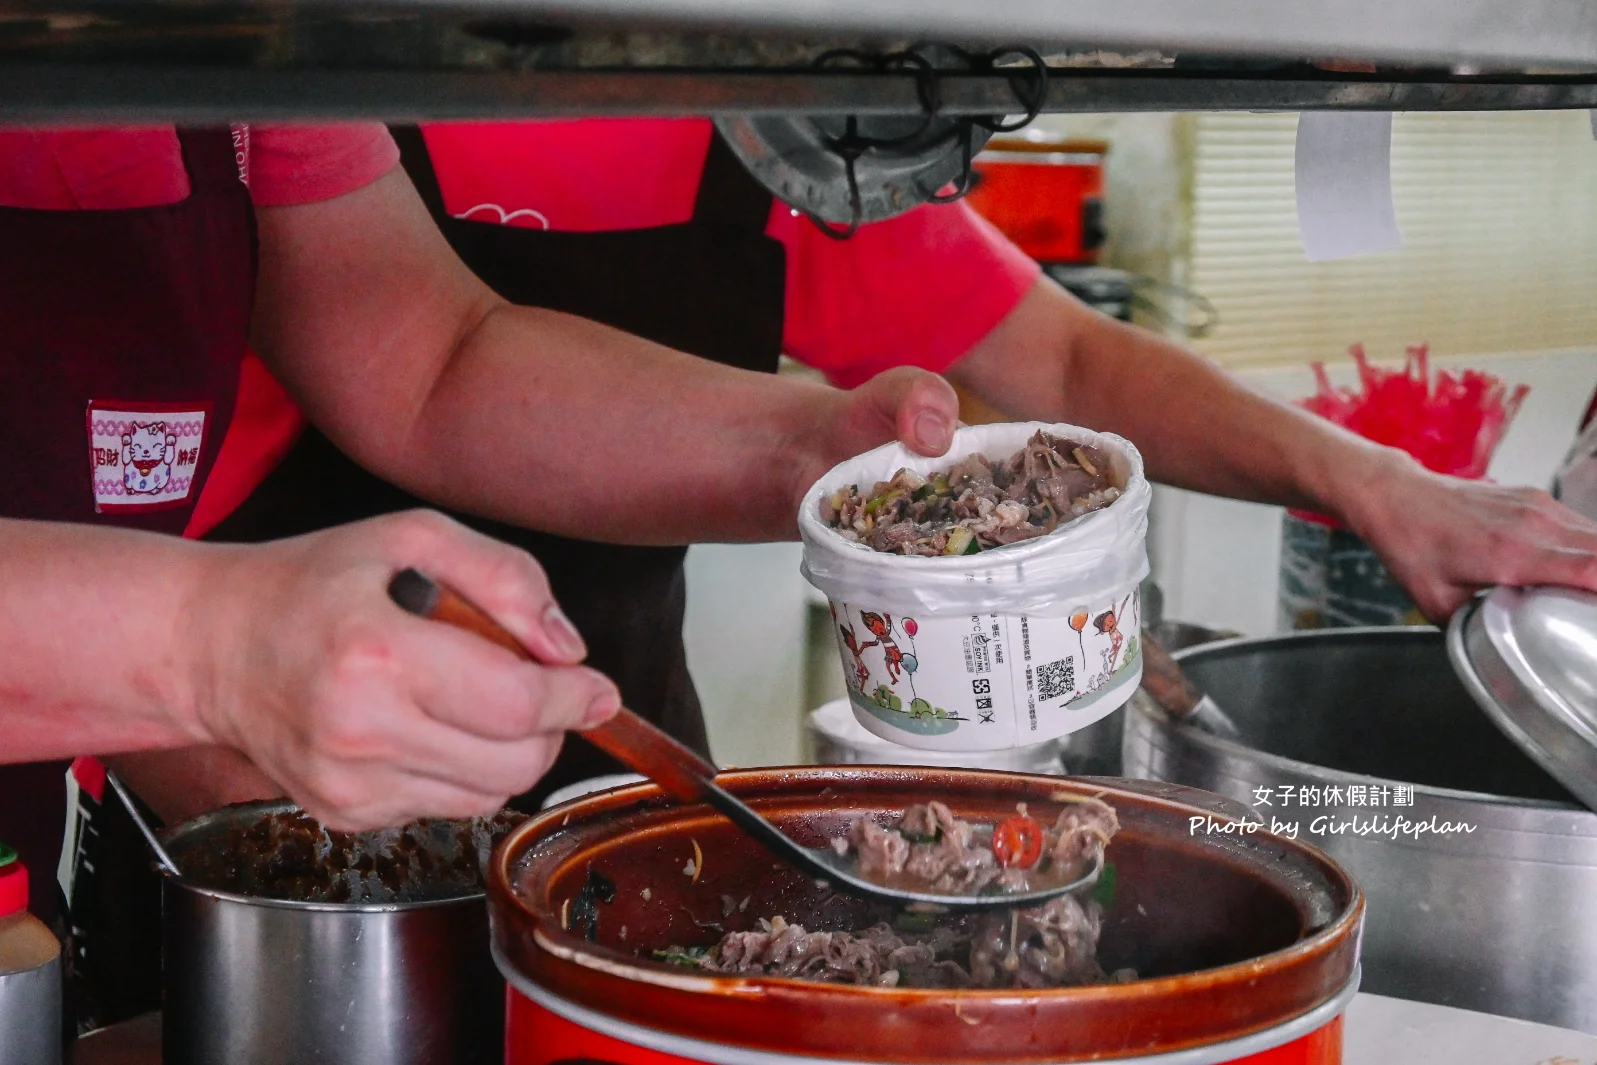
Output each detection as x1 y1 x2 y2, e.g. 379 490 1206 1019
798 422 1151 752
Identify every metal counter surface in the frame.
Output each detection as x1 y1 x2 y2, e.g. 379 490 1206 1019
1344 994 1597 1064
70 994 1597 1064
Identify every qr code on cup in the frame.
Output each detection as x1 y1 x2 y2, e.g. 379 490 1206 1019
1037 657 1075 701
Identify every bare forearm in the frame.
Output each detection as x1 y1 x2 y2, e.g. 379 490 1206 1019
0 508 633 830
954 279 1597 623
949 279 1404 520
364 303 852 544
253 170 941 547
0 521 215 762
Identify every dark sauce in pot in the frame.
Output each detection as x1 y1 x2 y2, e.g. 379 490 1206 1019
171 807 525 904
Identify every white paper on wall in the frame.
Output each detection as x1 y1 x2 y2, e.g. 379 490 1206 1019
1294 111 1403 262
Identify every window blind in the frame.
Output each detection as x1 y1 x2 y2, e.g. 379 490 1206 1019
1188 110 1597 369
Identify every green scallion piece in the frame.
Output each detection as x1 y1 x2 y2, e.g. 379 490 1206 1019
1091 862 1118 908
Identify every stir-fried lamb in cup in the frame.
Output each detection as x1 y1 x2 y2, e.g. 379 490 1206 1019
654 799 1130 989
819 430 1121 556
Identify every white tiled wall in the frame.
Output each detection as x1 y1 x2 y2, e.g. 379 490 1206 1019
683 540 808 768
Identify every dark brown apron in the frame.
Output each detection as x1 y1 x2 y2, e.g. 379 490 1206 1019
206 125 786 808
0 127 255 1026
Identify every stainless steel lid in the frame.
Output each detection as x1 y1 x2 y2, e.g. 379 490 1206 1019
1449 586 1597 811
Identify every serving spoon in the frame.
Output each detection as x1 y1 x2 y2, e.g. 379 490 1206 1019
1139 630 1243 740
388 568 1103 912
105 768 183 877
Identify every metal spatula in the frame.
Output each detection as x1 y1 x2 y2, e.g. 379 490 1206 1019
388 567 1102 912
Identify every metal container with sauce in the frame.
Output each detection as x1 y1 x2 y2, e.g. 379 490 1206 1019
489 767 1363 1065
157 801 507 1065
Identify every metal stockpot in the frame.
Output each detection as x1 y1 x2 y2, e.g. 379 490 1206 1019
158 801 504 1065
1122 627 1597 1034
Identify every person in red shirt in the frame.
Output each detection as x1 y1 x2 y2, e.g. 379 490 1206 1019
144 117 1597 821
388 117 1597 620
116 119 1051 819
0 123 963 915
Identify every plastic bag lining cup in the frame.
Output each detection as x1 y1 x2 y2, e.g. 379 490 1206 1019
798 421 1151 752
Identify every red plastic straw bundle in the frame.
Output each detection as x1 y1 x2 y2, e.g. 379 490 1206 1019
1299 343 1529 480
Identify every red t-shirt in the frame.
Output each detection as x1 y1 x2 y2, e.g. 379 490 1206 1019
1 120 1037 536
0 124 400 536
0 124 397 210
420 119 1039 388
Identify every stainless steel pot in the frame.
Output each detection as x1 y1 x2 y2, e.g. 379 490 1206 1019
1122 627 1597 1033
158 801 504 1065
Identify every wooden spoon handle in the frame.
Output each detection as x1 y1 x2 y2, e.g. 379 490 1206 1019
387 568 715 804
1138 628 1204 719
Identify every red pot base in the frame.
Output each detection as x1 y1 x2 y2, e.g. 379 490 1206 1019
507 990 1345 1065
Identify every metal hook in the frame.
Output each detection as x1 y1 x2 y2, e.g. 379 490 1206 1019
976 47 1050 133
804 150 864 240
804 44 1051 235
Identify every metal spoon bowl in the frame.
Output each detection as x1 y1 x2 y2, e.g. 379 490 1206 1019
388 568 1103 912
670 776 1103 912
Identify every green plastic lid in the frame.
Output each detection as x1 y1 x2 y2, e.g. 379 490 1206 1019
0 843 16 869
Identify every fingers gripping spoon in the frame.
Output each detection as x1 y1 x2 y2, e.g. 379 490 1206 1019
387 568 1102 912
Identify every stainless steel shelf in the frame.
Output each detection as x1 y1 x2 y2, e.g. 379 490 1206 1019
445 0 1597 68
3 1 1597 120
4 63 1597 122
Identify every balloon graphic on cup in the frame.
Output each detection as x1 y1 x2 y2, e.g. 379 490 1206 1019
904 618 918 637
902 617 919 674
1069 609 1090 669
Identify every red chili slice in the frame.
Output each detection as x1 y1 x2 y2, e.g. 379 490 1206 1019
991 815 1043 869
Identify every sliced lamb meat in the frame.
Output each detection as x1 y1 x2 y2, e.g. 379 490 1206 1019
1047 801 1121 881
823 430 1122 556
841 797 1118 898
847 817 911 881
676 891 1112 991
971 894 1107 989
653 796 1126 991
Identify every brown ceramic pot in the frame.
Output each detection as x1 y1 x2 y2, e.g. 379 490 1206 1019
488 769 1363 1065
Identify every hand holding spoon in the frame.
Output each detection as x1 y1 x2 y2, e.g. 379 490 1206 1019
388 568 1102 911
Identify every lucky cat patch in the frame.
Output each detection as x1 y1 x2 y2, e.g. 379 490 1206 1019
122 421 176 495
86 402 208 513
